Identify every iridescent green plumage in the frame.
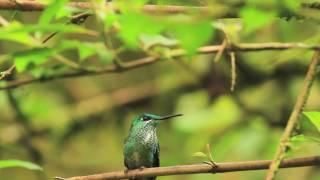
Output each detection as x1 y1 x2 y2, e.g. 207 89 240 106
124 113 182 180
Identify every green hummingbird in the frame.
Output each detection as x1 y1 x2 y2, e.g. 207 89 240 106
124 113 183 180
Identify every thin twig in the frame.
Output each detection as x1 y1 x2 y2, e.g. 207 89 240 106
224 34 237 91
213 39 227 63
265 51 320 180
229 51 236 91
57 156 320 180
42 31 59 44
42 12 92 43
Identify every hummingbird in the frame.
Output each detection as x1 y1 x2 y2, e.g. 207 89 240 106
124 113 183 180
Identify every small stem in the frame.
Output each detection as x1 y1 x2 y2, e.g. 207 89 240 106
214 39 227 63
63 156 320 180
229 51 236 91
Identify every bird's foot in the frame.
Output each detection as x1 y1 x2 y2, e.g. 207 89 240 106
52 177 66 180
124 168 129 174
139 166 146 171
203 160 218 167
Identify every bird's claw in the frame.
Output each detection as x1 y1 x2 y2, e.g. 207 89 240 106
52 177 66 180
139 166 146 171
203 161 218 168
124 168 129 174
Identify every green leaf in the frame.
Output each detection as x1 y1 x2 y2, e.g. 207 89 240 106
0 23 93 45
56 6 81 20
140 34 178 50
283 0 300 11
240 7 276 34
95 44 114 64
104 12 119 28
78 44 96 61
118 12 166 48
39 0 69 25
0 32 34 46
56 40 96 61
13 48 54 72
0 160 43 171
291 134 320 144
192 152 208 158
0 22 35 46
173 19 214 55
55 40 112 62
213 19 243 43
303 111 320 132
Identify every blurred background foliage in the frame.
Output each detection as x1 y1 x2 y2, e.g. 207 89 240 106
0 0 320 179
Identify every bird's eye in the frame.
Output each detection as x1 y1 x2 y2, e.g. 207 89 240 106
142 116 151 121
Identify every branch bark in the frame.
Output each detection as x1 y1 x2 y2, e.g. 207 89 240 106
1 42 320 91
56 156 320 180
265 51 320 180
0 0 208 14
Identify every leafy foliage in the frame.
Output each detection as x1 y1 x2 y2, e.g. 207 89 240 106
118 12 166 48
303 111 320 132
172 18 214 55
240 7 276 34
0 1 319 180
14 48 54 72
38 0 69 25
291 134 320 144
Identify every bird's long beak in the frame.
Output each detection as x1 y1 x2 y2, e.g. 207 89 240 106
156 114 183 120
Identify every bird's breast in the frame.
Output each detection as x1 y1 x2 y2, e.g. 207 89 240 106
124 130 158 169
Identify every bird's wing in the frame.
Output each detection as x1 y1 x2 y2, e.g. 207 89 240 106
153 142 160 167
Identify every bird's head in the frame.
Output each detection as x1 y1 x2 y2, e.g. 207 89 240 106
131 113 183 128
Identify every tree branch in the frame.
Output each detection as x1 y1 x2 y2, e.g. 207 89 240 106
0 1 317 15
0 55 159 90
55 156 320 180
1 42 320 91
0 0 208 14
265 51 320 180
